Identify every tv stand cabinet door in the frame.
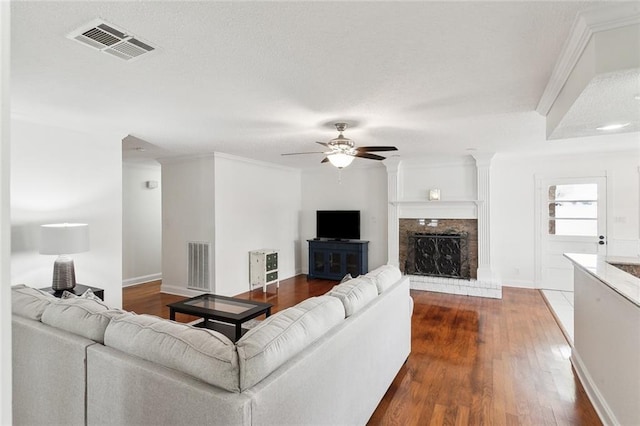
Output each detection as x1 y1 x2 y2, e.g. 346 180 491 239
307 240 368 280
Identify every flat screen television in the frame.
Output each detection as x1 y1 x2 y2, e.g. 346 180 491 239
316 210 360 240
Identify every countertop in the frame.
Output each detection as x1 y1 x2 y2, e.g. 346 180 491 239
564 253 640 307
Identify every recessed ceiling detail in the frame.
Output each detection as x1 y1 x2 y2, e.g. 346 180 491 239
67 18 155 61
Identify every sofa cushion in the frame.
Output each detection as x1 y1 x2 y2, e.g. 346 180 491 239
11 284 56 321
104 313 240 392
236 295 345 391
365 264 402 294
41 297 123 344
327 277 378 317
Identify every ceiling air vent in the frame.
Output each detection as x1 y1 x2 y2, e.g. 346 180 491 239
67 18 156 61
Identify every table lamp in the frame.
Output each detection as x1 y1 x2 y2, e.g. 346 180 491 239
40 223 90 291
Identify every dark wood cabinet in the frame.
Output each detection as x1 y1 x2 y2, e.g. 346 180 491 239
307 240 369 280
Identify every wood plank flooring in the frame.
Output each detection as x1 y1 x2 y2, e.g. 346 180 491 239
123 276 602 426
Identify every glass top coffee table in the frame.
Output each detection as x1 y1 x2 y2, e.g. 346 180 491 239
167 294 273 342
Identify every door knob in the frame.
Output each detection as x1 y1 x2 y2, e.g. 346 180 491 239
599 235 605 240
598 241 605 245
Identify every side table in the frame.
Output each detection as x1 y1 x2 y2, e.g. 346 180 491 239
39 283 104 301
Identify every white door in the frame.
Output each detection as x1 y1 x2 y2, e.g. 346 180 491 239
538 177 607 291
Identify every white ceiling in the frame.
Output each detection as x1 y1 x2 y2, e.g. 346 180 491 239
10 1 640 168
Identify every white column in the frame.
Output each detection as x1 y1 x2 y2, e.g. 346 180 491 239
383 158 402 267
472 153 500 283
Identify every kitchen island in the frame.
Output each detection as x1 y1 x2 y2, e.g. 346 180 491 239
564 253 639 426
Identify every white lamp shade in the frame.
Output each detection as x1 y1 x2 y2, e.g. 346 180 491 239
40 223 90 255
327 153 355 168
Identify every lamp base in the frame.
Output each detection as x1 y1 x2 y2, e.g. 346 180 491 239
52 255 77 291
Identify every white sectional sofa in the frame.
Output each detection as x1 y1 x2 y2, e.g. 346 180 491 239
12 265 413 426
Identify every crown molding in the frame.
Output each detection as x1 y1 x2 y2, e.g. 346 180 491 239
536 3 640 116
212 151 301 174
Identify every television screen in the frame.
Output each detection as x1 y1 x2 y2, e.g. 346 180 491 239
316 210 360 240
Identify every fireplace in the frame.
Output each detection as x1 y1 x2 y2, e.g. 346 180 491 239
406 232 470 279
399 219 478 279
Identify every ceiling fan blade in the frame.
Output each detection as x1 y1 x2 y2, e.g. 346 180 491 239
355 152 386 161
321 157 329 163
316 141 330 147
355 146 398 152
281 151 325 156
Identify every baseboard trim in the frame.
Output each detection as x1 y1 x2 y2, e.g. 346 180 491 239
571 350 617 426
122 273 162 287
160 284 207 298
504 279 535 289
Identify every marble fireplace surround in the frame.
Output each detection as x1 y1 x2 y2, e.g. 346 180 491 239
385 156 502 299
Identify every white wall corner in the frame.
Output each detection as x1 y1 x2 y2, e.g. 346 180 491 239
0 2 11 423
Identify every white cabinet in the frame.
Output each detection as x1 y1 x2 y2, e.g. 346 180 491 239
249 249 279 292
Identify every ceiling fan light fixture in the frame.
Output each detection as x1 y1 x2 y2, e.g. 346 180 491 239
327 153 355 169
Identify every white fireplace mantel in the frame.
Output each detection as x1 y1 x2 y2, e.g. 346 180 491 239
389 200 481 205
384 154 502 298
390 199 482 220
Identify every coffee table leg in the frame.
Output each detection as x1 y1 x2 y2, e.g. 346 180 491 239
236 323 242 341
169 309 176 321
266 307 271 317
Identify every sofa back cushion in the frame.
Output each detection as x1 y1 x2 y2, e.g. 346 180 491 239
41 297 123 344
104 313 240 392
365 264 402 294
236 296 345 391
327 277 378 317
12 285 56 321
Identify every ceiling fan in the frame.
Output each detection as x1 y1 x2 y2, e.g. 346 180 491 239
282 123 398 168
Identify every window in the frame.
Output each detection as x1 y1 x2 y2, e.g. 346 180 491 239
548 184 598 236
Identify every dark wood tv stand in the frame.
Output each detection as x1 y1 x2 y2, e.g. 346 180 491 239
307 239 369 280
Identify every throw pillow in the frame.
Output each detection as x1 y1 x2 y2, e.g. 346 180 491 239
340 273 353 283
61 288 102 301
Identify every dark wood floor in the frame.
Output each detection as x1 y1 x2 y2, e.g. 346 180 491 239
123 276 601 426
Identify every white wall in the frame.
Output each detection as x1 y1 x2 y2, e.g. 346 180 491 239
10 119 123 307
160 153 301 297
492 148 640 288
399 156 477 201
301 165 388 273
213 153 301 296
122 162 162 286
160 155 216 296
0 2 11 422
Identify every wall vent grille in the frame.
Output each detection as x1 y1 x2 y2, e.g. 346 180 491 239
187 242 211 291
67 19 156 61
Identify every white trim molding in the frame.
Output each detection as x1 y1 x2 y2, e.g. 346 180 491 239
536 3 640 116
160 283 208 298
389 200 480 220
571 351 618 426
122 273 162 287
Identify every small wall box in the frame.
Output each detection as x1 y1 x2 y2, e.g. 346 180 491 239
249 249 279 292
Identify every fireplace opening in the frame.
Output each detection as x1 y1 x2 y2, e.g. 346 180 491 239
406 232 470 279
